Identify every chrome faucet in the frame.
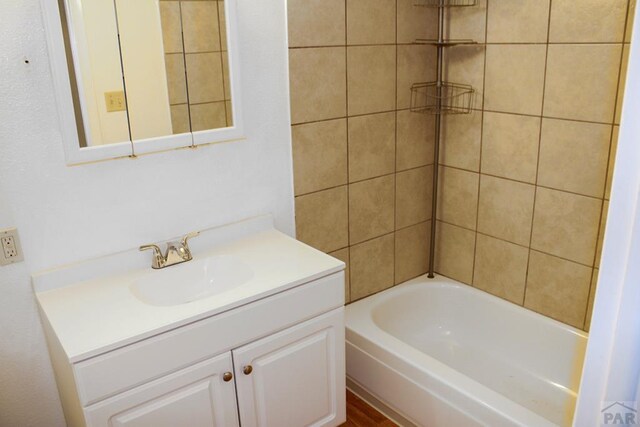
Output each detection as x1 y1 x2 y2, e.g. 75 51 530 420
140 231 200 269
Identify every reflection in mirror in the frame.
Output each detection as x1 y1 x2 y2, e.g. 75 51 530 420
159 1 233 133
114 1 180 142
60 0 233 148
62 0 130 146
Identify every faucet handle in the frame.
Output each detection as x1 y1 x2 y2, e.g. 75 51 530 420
181 231 200 248
139 244 162 255
139 244 165 269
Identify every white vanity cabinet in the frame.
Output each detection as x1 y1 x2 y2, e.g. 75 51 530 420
84 353 240 427
81 308 344 427
233 310 344 427
34 217 347 427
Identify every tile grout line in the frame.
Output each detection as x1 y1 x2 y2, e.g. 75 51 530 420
295 163 435 199
170 99 232 108
436 163 609 201
522 0 554 309
288 41 630 52
291 105 622 137
290 101 624 128
477 108 622 127
165 49 229 55
437 217 597 269
330 219 434 256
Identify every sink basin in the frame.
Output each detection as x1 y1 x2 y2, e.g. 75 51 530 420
130 255 254 306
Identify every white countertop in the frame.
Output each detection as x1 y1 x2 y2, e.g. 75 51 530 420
33 216 344 363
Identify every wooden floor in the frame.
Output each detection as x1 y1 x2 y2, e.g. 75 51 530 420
340 390 395 426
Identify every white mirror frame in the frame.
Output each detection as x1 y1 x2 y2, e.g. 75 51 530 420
41 0 244 165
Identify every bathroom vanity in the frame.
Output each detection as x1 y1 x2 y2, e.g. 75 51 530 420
33 216 346 426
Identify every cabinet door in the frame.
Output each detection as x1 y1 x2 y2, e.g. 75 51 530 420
233 308 346 427
84 352 239 427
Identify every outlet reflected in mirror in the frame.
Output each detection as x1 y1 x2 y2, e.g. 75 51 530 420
60 0 233 148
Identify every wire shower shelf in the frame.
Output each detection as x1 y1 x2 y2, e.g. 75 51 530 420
412 0 477 277
414 0 477 7
410 82 474 115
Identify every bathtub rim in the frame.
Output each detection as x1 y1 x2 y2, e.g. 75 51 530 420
345 273 587 426
350 274 588 341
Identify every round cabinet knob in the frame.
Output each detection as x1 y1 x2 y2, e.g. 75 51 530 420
243 365 253 375
223 372 233 382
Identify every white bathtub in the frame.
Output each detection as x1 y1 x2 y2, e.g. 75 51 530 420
345 275 588 427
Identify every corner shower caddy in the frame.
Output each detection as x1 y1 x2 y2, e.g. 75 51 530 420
410 0 477 278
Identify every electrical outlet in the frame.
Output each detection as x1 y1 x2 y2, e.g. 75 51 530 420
2 237 17 257
104 91 126 112
0 228 24 266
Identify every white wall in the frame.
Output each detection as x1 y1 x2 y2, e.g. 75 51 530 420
0 0 294 425
573 3 640 425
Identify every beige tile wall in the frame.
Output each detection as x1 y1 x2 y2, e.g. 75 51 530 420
436 0 635 331
159 0 232 133
288 0 635 332
288 0 438 304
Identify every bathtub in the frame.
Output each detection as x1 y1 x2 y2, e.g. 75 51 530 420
345 275 588 427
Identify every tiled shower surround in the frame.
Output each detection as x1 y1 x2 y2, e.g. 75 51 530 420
289 0 438 307
289 0 635 331
159 0 232 133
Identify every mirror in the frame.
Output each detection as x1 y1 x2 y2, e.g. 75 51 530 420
44 0 242 164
